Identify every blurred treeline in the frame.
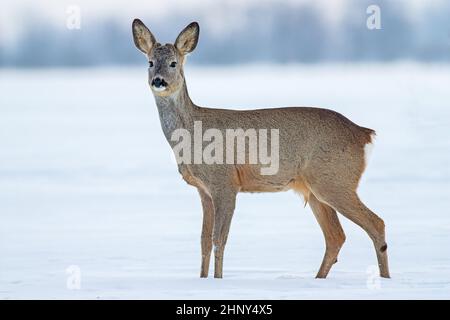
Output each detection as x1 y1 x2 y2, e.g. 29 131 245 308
1 0 449 67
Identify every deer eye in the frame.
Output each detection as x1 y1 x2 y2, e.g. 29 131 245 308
148 61 154 67
170 61 177 68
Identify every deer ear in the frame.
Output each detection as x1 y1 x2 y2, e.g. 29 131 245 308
132 19 156 54
175 22 200 55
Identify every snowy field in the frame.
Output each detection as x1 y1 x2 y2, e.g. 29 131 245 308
0 64 449 299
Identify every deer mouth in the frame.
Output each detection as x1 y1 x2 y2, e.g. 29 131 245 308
152 85 167 92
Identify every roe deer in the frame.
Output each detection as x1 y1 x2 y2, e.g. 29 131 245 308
132 19 390 279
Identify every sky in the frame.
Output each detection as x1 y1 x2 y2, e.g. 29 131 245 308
0 0 442 45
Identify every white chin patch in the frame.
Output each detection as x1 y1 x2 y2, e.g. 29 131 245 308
152 86 167 92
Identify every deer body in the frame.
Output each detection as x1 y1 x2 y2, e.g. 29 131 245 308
132 20 390 279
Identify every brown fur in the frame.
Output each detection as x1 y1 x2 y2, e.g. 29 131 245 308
132 19 390 279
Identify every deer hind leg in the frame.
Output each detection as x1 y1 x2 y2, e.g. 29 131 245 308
198 189 214 278
311 185 390 278
308 193 346 279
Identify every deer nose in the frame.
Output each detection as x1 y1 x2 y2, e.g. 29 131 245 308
152 77 166 88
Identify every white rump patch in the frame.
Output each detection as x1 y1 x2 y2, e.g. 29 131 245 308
364 132 376 167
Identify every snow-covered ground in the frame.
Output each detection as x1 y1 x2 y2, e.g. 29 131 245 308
0 64 449 299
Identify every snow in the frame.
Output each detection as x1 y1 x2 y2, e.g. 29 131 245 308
0 64 449 299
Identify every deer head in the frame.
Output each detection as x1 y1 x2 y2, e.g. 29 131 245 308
132 19 199 97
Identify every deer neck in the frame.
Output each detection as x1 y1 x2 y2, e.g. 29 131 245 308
154 79 197 143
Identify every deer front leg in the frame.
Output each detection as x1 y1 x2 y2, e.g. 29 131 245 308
209 187 237 279
198 189 214 278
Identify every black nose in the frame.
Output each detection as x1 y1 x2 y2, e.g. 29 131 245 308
152 77 166 88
